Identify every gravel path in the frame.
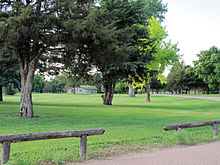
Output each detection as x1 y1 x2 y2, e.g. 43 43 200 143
153 94 220 101
72 141 220 165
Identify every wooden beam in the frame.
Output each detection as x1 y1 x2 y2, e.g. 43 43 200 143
212 124 218 139
80 135 87 158
0 129 105 143
1 141 11 165
164 120 220 131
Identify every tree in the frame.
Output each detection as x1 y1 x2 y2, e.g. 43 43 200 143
33 74 46 93
184 66 209 94
0 57 20 101
63 0 168 105
0 0 89 117
132 16 179 101
150 75 164 94
195 46 220 94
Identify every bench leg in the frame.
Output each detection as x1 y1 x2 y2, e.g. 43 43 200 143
1 141 11 165
176 127 182 133
80 135 87 159
212 124 218 139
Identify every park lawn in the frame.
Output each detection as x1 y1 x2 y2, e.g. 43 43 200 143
0 93 220 165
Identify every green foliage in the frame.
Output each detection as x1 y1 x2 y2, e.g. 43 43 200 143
115 81 129 93
0 58 20 88
167 63 209 94
5 84 16 95
63 0 168 104
150 76 164 93
44 76 67 93
0 93 219 164
132 16 179 90
33 75 46 93
195 46 220 93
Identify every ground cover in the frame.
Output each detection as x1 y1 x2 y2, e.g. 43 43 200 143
0 93 220 164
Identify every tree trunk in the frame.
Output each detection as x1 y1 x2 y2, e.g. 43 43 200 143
128 84 135 97
18 59 37 118
0 85 3 101
146 82 151 102
102 81 115 105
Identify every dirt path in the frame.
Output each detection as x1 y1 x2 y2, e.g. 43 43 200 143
153 94 220 101
71 141 220 165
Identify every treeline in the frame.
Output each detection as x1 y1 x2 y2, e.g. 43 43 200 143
167 46 220 94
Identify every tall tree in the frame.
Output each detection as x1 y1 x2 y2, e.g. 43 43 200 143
195 46 220 94
132 16 179 101
0 0 76 117
63 0 168 105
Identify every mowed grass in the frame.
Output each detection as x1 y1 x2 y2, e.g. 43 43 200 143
0 93 220 165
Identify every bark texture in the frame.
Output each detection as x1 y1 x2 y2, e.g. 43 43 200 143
102 81 115 105
128 84 135 97
146 83 151 102
0 128 105 143
0 85 3 101
1 141 11 165
164 120 220 131
18 58 37 118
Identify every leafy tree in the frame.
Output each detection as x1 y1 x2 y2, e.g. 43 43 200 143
33 74 46 93
195 46 220 94
150 76 164 94
64 0 167 105
132 16 179 101
0 0 90 117
115 81 129 94
0 58 20 101
167 63 185 94
44 75 67 93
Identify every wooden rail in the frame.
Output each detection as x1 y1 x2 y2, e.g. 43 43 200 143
164 120 220 139
0 128 105 165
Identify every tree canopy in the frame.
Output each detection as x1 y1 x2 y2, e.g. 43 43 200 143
195 46 220 94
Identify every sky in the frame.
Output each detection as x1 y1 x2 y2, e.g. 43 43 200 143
162 0 220 66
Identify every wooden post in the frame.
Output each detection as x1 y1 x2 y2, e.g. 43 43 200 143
176 127 182 133
80 135 87 159
1 141 11 165
212 124 218 139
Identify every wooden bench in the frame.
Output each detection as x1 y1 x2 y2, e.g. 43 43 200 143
0 128 105 165
164 120 220 139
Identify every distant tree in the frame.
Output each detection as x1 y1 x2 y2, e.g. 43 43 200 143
195 46 220 94
44 75 67 93
0 58 20 101
33 75 46 93
184 66 209 94
115 81 129 94
150 76 164 94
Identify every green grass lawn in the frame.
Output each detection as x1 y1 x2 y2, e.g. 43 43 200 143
0 93 220 165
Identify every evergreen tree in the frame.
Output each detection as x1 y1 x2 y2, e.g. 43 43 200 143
63 0 168 105
0 0 89 117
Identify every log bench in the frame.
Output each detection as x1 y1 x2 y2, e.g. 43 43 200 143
164 120 220 139
0 128 105 165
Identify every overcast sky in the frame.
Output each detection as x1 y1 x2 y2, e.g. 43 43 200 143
162 0 220 65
